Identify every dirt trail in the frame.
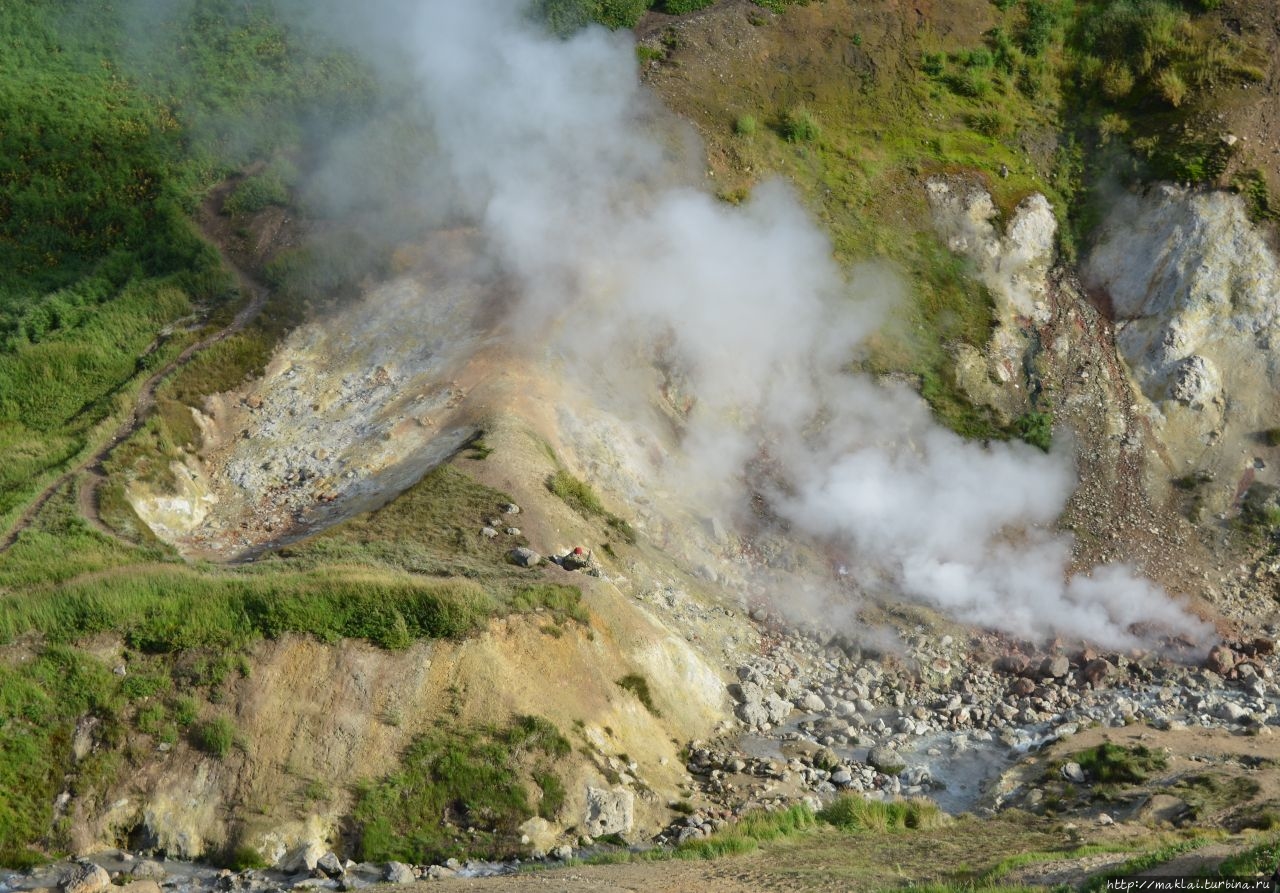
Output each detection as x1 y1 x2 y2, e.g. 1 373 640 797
0 182 270 554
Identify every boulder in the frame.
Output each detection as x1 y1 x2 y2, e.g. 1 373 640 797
315 853 344 879
509 547 541 568
116 882 161 893
1010 678 1036 697
1040 655 1070 679
797 692 826 713
61 863 111 893
763 694 793 725
994 654 1031 676
1061 762 1086 784
1206 645 1236 677
866 746 905 776
584 787 634 838
1082 658 1114 687
130 861 166 881
383 863 415 885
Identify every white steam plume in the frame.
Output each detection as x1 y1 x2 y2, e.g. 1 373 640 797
329 0 1211 650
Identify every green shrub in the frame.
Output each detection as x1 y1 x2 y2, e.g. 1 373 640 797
780 107 821 142
1014 410 1053 452
734 114 759 136
1073 743 1167 784
1019 0 1057 56
227 845 269 871
617 673 661 716
192 716 236 758
222 170 289 216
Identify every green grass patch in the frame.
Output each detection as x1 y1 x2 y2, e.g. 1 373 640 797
351 715 570 864
616 673 660 716
192 716 237 758
548 469 606 517
818 795 947 832
511 584 590 626
1072 742 1168 785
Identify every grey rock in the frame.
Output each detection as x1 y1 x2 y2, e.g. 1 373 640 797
510 547 541 567
584 786 634 837
131 861 166 881
480 526 498 539
866 746 905 775
1041 655 1070 679
764 694 793 725
797 692 826 713
1061 761 1086 783
61 863 111 893
1217 701 1250 723
501 503 521 515
315 853 344 879
383 863 415 885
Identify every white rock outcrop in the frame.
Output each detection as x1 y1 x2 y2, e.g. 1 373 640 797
1085 184 1280 507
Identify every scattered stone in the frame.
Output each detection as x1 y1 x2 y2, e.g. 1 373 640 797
1061 761 1086 784
480 526 498 539
501 503 521 515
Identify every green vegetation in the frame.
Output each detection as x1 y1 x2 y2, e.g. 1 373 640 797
818 795 946 832
0 0 372 530
779 106 821 143
546 467 636 548
548 468 607 516
0 647 122 867
616 673 661 716
1014 410 1054 452
511 583 590 626
1072 742 1168 784
222 162 295 217
227 845 270 872
351 715 570 864
192 716 237 758
1234 484 1280 539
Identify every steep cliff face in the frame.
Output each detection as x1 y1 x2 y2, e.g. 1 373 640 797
1086 185 1280 520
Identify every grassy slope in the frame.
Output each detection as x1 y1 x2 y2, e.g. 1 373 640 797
0 0 368 527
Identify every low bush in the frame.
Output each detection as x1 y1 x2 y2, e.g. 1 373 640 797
1073 743 1167 784
192 716 236 758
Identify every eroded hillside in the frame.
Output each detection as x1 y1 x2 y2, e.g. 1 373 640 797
5 0 1280 890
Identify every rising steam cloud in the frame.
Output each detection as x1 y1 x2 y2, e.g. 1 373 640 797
317 0 1209 650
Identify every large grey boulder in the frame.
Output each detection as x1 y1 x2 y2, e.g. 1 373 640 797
383 862 415 885
584 786 634 838
61 863 111 893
